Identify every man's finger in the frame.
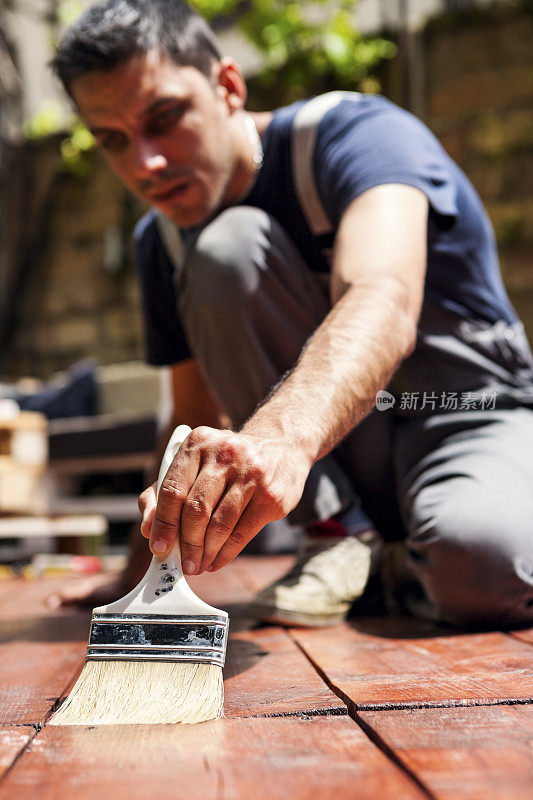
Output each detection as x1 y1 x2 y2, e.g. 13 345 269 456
149 444 201 557
198 484 254 573
139 483 157 539
206 496 272 572
179 469 227 574
140 506 156 539
138 483 156 515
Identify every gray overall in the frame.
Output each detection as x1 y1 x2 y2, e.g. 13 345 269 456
157 93 533 629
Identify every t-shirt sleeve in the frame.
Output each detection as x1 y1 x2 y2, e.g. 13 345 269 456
134 212 191 366
313 96 459 230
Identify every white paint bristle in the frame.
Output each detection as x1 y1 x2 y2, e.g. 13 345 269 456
50 660 224 725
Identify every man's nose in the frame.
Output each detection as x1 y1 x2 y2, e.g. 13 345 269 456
134 138 168 177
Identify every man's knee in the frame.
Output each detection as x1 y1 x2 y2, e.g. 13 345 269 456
406 483 533 627
186 206 272 305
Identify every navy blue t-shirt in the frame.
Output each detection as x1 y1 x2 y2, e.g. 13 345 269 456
135 94 517 366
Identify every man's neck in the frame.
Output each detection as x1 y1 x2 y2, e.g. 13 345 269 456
222 111 273 208
250 111 274 139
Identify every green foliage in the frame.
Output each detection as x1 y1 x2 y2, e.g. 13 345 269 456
25 104 96 177
18 0 96 173
54 0 85 27
189 0 239 19
190 0 396 103
24 100 64 140
60 122 96 177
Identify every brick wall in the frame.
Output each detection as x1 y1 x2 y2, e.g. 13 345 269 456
3 140 146 378
422 1 533 340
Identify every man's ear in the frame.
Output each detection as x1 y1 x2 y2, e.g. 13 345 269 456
215 57 247 113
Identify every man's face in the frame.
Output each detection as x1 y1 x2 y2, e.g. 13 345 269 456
71 52 243 228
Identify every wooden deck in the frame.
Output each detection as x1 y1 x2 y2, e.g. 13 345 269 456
1 555 533 799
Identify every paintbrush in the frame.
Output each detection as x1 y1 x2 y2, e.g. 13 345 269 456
50 424 229 725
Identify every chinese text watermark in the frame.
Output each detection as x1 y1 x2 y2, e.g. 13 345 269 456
375 389 498 412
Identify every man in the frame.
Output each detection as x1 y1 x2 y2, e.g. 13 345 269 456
50 0 533 628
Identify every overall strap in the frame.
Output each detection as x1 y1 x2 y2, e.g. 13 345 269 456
291 91 362 236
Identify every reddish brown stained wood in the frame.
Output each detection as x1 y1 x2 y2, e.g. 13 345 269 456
187 558 256 606
290 617 533 707
224 626 345 718
0 727 34 780
0 581 20 606
510 628 533 647
0 577 88 619
176 561 345 716
1 563 342 725
188 559 257 633
233 554 295 594
359 705 533 800
191 559 344 716
0 717 426 800
0 578 91 725
0 640 86 725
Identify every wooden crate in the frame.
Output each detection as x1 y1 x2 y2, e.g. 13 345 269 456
0 412 48 515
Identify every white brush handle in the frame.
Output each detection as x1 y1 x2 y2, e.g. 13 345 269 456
156 424 190 497
94 424 227 618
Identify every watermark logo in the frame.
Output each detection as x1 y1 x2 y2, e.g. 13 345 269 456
376 390 498 412
375 390 396 411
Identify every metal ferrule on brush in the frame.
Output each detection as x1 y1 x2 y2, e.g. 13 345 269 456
86 612 229 667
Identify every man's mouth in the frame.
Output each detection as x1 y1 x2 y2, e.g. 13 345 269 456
147 181 191 204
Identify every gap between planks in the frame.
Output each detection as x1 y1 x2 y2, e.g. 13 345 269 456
235 556 533 799
286 619 533 712
3 557 531 799
236 557 533 714
233 560 436 797
285 628 436 799
0 725 40 787
284 629 533 800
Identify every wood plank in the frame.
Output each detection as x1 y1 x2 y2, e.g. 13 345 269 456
1 564 343 725
187 562 344 717
224 626 345 717
290 615 533 708
233 554 295 594
0 639 86 725
0 727 34 780
190 562 345 715
188 559 259 633
0 717 427 800
0 515 107 539
0 577 91 618
359 704 533 800
510 628 533 647
0 577 91 725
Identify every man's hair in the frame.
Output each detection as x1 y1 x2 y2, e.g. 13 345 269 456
51 0 222 97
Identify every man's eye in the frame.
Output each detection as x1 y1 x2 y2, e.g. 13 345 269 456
98 132 128 152
147 107 183 134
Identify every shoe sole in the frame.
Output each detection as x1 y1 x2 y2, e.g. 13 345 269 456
250 602 348 627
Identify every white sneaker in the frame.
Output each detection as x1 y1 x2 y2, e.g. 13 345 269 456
251 529 383 627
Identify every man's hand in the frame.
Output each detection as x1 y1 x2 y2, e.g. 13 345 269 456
138 426 312 575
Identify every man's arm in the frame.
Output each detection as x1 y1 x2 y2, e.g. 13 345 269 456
248 183 427 459
142 184 428 575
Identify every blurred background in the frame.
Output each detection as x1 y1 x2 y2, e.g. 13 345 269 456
0 0 531 568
